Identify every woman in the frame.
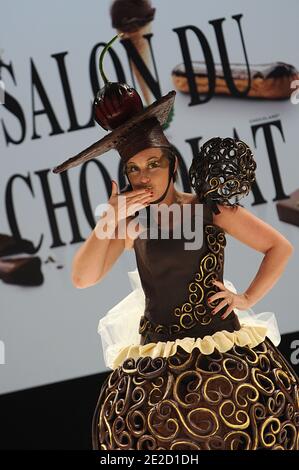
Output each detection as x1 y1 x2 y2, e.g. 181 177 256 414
64 92 298 450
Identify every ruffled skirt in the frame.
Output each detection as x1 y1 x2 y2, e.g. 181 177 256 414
92 270 299 450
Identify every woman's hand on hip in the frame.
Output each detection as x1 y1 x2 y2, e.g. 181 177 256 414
207 279 251 319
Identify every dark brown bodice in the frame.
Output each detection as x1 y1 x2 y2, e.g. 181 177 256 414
133 200 241 345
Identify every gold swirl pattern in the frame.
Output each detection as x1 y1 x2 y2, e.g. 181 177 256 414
92 339 299 450
189 136 257 210
139 225 227 338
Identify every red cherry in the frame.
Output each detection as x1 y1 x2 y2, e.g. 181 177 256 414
93 82 143 130
94 34 143 131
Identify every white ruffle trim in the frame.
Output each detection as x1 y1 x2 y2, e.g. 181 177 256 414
97 269 281 370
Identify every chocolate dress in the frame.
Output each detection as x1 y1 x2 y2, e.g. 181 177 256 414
92 200 299 450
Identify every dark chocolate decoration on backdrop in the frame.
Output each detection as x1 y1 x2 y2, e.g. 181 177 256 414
0 234 44 286
0 257 44 286
110 0 156 32
276 188 299 227
0 234 36 257
110 0 157 107
172 61 299 100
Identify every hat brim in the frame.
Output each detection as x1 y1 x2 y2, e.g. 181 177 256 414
52 90 176 174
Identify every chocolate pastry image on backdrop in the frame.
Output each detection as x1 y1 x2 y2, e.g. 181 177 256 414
0 234 43 286
172 61 299 100
53 33 299 450
110 0 156 106
276 188 299 227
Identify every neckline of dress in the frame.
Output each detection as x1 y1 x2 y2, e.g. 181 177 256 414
151 193 200 225
133 197 226 242
146 194 205 235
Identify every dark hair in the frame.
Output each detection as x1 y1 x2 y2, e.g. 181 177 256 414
161 147 178 182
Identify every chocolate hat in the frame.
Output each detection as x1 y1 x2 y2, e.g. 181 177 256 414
52 90 175 174
117 117 172 162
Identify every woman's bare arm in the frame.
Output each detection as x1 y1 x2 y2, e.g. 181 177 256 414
71 183 151 288
71 213 127 289
213 204 294 307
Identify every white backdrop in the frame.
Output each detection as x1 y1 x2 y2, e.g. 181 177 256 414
0 0 298 394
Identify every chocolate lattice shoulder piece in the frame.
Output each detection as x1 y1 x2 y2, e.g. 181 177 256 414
189 136 256 214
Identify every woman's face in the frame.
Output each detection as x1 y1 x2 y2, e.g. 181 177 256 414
125 147 175 200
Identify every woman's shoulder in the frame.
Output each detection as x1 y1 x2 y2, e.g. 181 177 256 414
210 203 238 234
211 203 294 254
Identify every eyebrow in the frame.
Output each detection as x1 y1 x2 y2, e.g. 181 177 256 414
126 156 161 166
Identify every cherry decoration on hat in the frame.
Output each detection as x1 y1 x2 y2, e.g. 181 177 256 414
93 33 143 130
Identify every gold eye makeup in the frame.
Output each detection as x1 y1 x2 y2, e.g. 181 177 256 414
126 156 169 174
